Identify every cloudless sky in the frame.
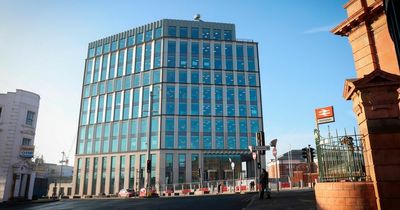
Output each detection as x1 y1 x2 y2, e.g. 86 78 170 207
0 0 357 165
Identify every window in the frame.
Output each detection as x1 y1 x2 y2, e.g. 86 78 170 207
166 86 175 114
179 27 188 38
191 42 199 68
247 46 256 71
127 35 135 46
144 44 152 70
167 70 175 82
237 45 244 70
215 88 223 116
225 44 233 70
22 138 31 145
154 27 162 38
178 154 186 183
213 29 221 40
191 71 199 83
224 30 232 40
145 30 152 42
165 154 173 184
202 28 210 39
248 74 257 86
179 41 188 68
135 45 142 72
179 71 187 83
136 33 143 44
167 41 176 67
202 71 211 84
214 44 222 69
104 43 110 53
226 73 234 85
119 38 126 49
191 27 199 39
202 43 210 69
237 73 245 85
153 69 161 83
214 71 222 84
111 41 117 51
88 48 95 58
26 111 35 126
179 86 187 115
154 40 162 68
168 26 176 37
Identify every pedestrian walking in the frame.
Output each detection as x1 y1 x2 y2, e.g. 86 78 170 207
259 169 268 199
250 181 255 191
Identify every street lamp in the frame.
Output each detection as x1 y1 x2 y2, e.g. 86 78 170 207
59 151 68 198
145 87 154 197
229 158 235 192
270 139 279 192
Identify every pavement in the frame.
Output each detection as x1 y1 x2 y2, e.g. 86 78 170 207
0 198 59 209
244 188 316 210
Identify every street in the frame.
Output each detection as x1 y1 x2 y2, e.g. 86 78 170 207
246 189 316 210
0 190 316 210
0 193 253 210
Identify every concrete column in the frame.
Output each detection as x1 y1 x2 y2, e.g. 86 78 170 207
27 172 36 200
13 174 21 197
95 157 102 196
173 153 179 184
344 71 400 210
115 156 121 194
87 157 94 195
104 156 111 195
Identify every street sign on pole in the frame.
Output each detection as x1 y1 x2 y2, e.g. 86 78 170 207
248 145 253 152
254 145 270 151
315 106 335 124
252 152 257 160
272 147 277 158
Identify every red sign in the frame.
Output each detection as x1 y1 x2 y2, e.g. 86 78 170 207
315 106 335 124
272 147 277 157
252 152 257 160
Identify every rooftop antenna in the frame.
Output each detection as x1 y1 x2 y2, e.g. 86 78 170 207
194 14 202 21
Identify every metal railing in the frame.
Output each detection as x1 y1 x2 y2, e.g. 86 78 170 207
159 177 259 194
315 128 367 182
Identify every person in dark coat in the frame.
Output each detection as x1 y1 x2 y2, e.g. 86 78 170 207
259 169 268 199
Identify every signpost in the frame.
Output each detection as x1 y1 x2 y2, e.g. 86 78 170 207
272 147 279 192
315 106 335 124
254 145 270 151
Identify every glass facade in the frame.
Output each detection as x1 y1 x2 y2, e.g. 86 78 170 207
75 19 263 196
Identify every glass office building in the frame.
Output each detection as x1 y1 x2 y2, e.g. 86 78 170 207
72 19 263 196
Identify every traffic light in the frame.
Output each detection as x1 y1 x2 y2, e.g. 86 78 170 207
256 131 266 155
309 147 315 162
257 162 261 169
302 147 309 162
146 160 151 173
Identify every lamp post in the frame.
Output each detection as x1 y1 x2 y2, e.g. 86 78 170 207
59 151 68 198
230 160 235 192
270 139 278 192
145 87 154 197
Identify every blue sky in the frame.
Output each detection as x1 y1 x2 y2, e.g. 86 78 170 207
0 0 357 164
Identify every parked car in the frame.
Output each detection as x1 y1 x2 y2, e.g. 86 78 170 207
118 189 136 198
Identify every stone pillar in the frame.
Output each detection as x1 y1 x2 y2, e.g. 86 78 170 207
333 0 400 209
13 174 21 197
344 71 400 210
27 172 36 200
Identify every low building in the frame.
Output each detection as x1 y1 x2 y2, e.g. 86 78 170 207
267 149 318 187
33 157 74 198
0 89 40 202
